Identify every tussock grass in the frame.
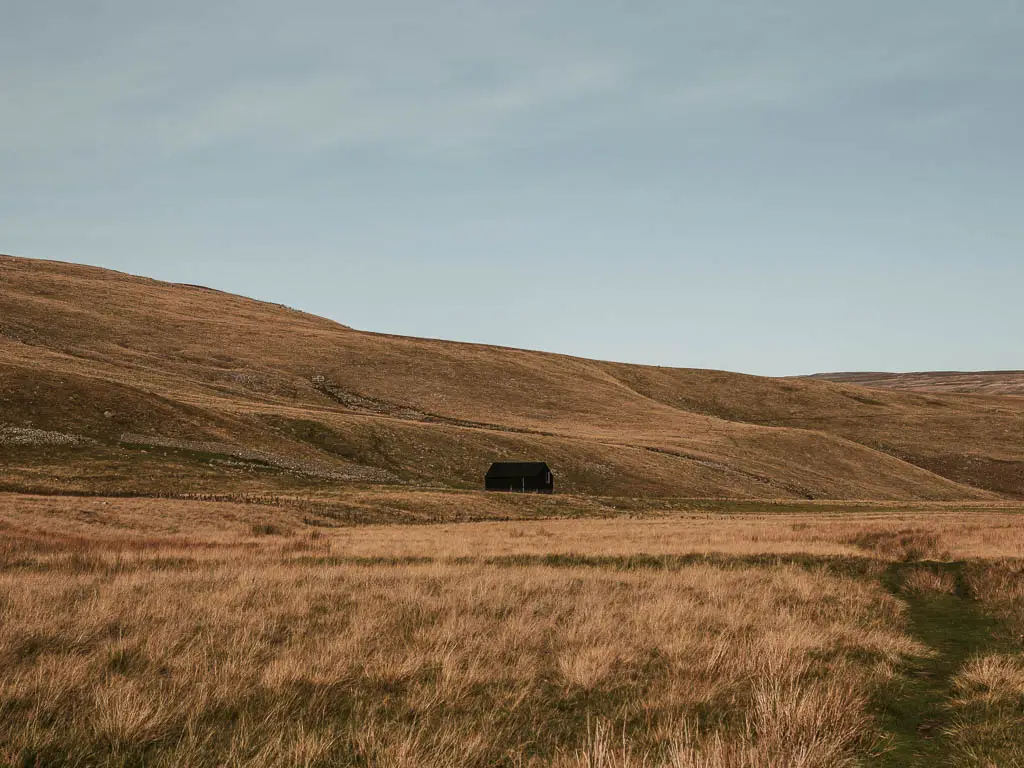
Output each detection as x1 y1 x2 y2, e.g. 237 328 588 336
901 566 958 596
964 559 1024 633
943 651 1024 767
952 654 1024 705
0 533 916 766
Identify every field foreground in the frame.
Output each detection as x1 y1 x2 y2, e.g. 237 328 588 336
3 492 1024 767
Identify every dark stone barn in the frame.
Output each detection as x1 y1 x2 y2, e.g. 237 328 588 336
485 462 554 493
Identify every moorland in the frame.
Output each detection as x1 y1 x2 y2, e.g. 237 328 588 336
2 254 1023 767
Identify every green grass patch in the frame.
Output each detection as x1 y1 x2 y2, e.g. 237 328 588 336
871 561 1018 767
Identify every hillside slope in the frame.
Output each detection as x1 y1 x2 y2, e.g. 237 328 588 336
1 254 1021 499
809 371 1024 396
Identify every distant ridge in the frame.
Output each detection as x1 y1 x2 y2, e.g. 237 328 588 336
808 371 1024 396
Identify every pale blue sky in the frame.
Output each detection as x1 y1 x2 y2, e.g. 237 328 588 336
2 1 1021 375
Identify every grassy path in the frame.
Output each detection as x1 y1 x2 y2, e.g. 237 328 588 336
872 562 1006 767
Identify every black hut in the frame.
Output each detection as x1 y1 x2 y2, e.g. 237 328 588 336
485 462 554 493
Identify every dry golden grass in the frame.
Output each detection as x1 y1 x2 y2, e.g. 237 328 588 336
3 493 1024 561
900 567 958 597
5 493 1024 766
0 536 915 766
944 649 1024 766
322 511 1024 562
964 559 1024 639
952 655 1024 705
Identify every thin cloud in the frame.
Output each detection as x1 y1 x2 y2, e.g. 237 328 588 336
157 59 629 153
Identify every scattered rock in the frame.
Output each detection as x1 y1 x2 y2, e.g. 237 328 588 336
0 426 96 447
118 432 398 483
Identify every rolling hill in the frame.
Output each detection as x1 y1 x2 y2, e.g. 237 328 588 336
2 254 1022 500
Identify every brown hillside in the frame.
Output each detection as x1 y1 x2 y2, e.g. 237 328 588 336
1 254 1021 499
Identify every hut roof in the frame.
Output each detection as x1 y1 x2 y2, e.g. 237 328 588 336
485 461 551 479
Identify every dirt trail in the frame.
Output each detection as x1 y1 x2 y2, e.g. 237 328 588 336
872 562 1005 767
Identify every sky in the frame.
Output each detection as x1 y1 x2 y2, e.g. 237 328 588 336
2 1 1022 376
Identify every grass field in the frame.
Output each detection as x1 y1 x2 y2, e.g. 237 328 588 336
3 492 1024 767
